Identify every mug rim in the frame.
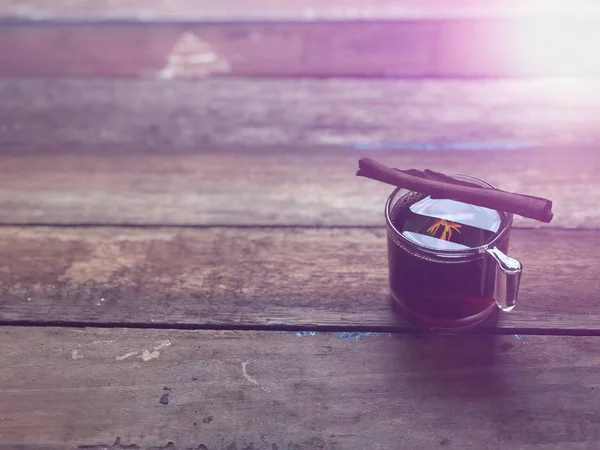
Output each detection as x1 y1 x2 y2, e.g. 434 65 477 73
384 173 514 260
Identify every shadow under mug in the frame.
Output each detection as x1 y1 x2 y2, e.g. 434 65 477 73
385 174 522 330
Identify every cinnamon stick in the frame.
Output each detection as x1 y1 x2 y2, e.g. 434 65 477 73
356 157 553 223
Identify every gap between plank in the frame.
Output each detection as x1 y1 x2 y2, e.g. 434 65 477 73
0 223 580 232
2 319 600 337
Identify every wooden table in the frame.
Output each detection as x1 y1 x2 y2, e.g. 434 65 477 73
2 3 600 449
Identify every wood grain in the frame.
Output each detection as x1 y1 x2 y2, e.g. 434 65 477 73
0 22 439 78
4 79 600 149
2 327 600 449
0 146 595 228
2 0 598 21
0 226 598 331
2 19 600 77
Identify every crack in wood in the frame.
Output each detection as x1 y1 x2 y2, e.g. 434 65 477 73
79 436 140 449
78 440 330 450
76 437 331 450
79 438 212 450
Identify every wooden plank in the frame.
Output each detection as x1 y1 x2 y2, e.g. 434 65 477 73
0 146 596 229
2 327 600 449
0 227 598 331
0 22 437 78
2 19 600 77
4 78 600 149
2 0 599 21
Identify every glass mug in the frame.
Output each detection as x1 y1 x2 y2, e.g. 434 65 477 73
385 174 522 329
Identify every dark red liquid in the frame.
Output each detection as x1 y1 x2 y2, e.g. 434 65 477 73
388 193 510 328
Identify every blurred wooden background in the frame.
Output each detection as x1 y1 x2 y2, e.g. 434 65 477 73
2 0 600 77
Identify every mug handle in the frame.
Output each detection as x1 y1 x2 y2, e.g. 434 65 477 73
486 247 522 312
